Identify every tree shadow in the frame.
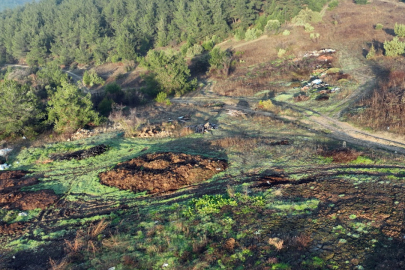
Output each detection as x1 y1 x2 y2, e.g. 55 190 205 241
383 28 395 36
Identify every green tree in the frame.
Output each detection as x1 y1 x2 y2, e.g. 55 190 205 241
384 37 405 57
0 80 43 138
394 23 405 38
142 50 197 96
47 82 101 133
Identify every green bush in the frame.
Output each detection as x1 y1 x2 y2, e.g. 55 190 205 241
155 92 171 105
186 44 204 57
292 8 322 26
354 0 368 4
366 44 376 59
264 20 281 34
384 37 405 57
282 30 291 36
394 23 405 38
209 48 232 74
375 23 383 30
328 0 339 10
47 82 101 133
245 28 262 41
98 97 113 117
83 70 105 87
305 23 315 33
234 29 245 41
104 83 125 104
142 50 197 96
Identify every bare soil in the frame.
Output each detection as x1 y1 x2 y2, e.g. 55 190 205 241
99 152 228 194
0 171 58 211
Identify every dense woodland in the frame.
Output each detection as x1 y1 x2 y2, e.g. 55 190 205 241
0 0 327 66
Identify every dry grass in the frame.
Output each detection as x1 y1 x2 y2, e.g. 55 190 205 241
268 237 284 251
211 137 259 151
49 257 69 270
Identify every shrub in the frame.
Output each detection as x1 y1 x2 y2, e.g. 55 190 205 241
258 100 275 111
354 0 368 4
264 20 281 35
384 37 405 57
245 28 262 41
142 50 197 96
104 83 125 104
234 29 245 41
394 23 405 38
310 33 320 43
83 70 105 87
292 8 322 26
98 97 113 117
282 30 291 36
375 23 383 30
209 48 232 75
277 49 286 58
186 44 204 57
304 23 314 33
328 0 339 10
155 92 171 105
366 44 376 59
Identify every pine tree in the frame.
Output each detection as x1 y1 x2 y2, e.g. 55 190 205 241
47 82 101 133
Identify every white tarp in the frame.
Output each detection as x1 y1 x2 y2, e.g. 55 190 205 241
0 148 12 157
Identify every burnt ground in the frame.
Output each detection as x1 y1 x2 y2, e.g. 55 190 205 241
99 152 228 194
50 144 108 161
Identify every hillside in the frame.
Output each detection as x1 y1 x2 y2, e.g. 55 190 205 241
2 0 405 269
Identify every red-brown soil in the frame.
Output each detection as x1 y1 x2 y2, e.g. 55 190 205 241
99 152 228 194
0 171 58 210
319 147 361 163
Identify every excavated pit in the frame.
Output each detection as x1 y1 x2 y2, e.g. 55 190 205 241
99 152 228 194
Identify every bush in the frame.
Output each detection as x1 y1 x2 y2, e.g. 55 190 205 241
310 33 320 42
48 82 101 133
354 0 368 4
384 37 405 57
292 8 322 26
277 49 286 58
155 92 171 105
245 28 262 41
394 23 405 38
328 0 339 10
104 83 125 103
258 100 275 111
282 30 291 36
83 70 105 87
98 97 113 117
375 23 383 30
366 44 376 59
305 23 315 33
264 20 281 34
234 29 245 41
186 44 204 57
209 48 232 76
142 50 197 96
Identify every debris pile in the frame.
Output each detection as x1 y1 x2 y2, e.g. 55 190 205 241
137 124 177 138
303 48 336 58
187 122 218 134
71 128 95 141
226 109 247 117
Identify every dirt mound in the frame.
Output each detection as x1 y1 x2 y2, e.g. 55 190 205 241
51 144 108 161
0 222 25 235
0 171 58 210
99 152 228 194
319 147 361 163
